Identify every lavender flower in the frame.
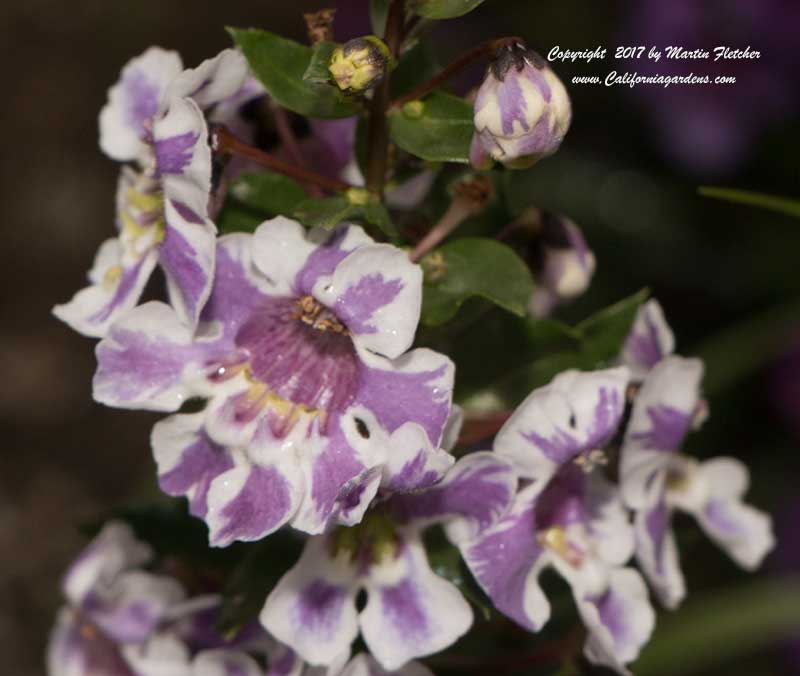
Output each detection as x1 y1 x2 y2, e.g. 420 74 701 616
260 453 516 670
620 299 675 382
93 218 454 543
470 43 571 170
528 213 596 317
47 521 187 675
458 368 655 673
621 355 774 607
53 47 253 337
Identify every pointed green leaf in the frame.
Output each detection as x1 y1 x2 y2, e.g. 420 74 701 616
218 172 307 233
293 196 358 229
303 41 337 85
698 186 800 219
228 28 358 118
421 237 534 325
369 0 390 35
389 91 473 163
362 200 399 237
410 0 487 19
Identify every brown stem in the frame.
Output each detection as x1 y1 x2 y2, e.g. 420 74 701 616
211 125 352 194
390 36 524 110
457 410 514 446
365 0 405 196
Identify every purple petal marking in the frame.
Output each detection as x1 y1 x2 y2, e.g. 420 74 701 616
625 309 667 370
357 361 450 445
535 464 589 529
645 499 670 575
96 327 199 404
294 579 347 638
334 274 403 335
159 433 233 518
267 646 298 676
201 241 271 335
88 256 151 324
584 586 632 654
509 110 557 157
159 220 209 320
215 464 294 543
388 450 442 493
235 298 360 415
156 131 198 175
171 199 205 225
464 502 544 631
380 577 428 641
498 72 531 136
310 419 364 523
585 386 624 448
703 500 745 536
631 405 691 452
522 426 580 465
123 69 161 137
53 611 135 676
83 594 162 644
294 228 354 294
388 456 512 530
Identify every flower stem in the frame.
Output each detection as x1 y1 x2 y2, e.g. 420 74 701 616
365 0 405 196
390 36 524 110
211 125 352 194
409 175 493 262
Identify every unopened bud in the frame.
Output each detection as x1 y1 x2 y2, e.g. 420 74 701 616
472 42 571 169
329 36 390 93
528 212 595 316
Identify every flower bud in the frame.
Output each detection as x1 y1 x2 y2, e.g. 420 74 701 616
472 43 571 169
329 36 390 93
528 212 595 316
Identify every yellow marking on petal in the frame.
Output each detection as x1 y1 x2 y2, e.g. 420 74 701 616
79 623 98 640
538 526 583 567
102 265 123 289
126 187 164 213
666 469 690 492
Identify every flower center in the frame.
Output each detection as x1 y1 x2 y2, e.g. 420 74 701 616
232 297 360 418
329 510 399 571
119 168 165 252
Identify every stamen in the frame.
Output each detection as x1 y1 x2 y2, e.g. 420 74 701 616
573 448 608 473
292 295 349 334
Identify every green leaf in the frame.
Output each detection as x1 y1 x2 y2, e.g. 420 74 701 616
362 200 399 237
390 39 440 99
302 41 337 85
228 28 358 118
389 91 473 163
292 194 398 237
698 186 800 219
293 195 358 229
218 172 307 233
410 0 487 19
369 0 390 35
636 576 800 675
576 287 650 367
458 289 647 409
421 238 534 326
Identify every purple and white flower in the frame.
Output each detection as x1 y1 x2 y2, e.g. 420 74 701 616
54 47 252 338
458 369 655 674
492 367 630 484
47 521 188 676
260 453 516 670
471 43 571 170
94 218 454 542
621 356 774 607
528 213 596 317
620 299 675 382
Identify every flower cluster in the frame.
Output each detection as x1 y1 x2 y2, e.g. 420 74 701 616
50 14 774 676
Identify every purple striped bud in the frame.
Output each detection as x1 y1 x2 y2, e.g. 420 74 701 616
471 43 571 169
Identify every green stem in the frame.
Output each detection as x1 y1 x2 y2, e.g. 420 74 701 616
365 0 405 196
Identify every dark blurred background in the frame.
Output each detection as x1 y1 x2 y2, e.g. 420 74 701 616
2 1 798 674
